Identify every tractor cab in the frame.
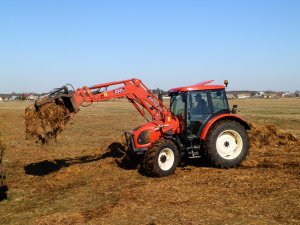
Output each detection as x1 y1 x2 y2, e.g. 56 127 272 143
169 81 230 139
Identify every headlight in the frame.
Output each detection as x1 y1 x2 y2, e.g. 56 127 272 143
137 130 150 145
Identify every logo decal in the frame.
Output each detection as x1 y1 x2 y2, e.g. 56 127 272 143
114 88 125 94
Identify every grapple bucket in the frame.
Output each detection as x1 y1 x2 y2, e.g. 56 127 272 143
35 85 80 113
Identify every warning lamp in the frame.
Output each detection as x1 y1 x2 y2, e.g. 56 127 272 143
224 80 229 87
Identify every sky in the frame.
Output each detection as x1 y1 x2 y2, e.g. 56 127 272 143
0 0 299 93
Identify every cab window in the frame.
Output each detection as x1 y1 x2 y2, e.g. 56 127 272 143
210 90 229 113
189 92 209 115
170 93 185 117
186 91 210 138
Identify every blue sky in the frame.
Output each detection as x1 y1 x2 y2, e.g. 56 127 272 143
0 0 299 93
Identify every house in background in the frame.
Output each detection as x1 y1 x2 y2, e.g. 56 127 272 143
253 91 265 98
282 92 291 98
226 93 235 99
26 95 38 101
10 96 18 101
237 93 251 99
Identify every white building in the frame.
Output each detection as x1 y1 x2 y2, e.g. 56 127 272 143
27 95 38 101
237 93 251 99
282 92 290 98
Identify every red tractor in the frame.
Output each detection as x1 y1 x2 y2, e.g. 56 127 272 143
36 78 250 177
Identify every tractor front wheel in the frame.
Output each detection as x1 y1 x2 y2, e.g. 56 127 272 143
144 140 180 177
204 120 249 168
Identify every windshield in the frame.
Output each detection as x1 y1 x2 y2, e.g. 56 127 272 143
170 93 185 116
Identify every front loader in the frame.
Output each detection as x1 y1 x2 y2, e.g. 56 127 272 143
34 78 250 177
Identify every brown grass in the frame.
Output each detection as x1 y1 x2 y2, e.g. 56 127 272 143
0 137 5 184
0 137 4 165
0 133 8 201
0 99 299 224
230 98 300 136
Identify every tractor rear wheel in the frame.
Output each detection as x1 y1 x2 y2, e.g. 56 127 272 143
204 120 249 168
144 140 180 177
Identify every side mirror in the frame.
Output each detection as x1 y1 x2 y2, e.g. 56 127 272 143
231 105 238 114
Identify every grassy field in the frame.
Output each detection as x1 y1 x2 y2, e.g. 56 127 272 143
0 98 299 225
230 98 300 136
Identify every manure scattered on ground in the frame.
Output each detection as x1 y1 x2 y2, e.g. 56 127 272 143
0 135 8 201
25 101 72 144
248 123 298 149
0 138 5 183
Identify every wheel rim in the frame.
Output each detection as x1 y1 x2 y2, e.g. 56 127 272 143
216 130 243 160
158 148 175 171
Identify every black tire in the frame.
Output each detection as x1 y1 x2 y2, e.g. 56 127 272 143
204 120 249 168
144 140 180 177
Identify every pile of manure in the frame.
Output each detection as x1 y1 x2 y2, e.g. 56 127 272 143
25 101 72 144
248 123 298 148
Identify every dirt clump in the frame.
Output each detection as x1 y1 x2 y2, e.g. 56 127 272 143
0 137 8 201
0 139 5 183
25 101 72 144
248 123 298 148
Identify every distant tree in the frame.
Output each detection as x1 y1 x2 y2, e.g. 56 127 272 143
21 93 27 101
151 89 167 95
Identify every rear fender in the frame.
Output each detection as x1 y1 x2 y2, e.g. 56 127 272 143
200 114 250 140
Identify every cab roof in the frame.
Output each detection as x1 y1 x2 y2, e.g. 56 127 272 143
169 80 225 93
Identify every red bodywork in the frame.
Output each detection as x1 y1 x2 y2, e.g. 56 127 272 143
169 80 249 140
200 114 250 140
66 79 247 150
169 80 225 92
71 78 180 149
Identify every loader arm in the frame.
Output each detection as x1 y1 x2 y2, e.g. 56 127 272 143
73 79 164 119
35 78 180 136
72 79 172 124
35 78 172 126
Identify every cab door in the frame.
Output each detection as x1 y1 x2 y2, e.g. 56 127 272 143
186 91 212 138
